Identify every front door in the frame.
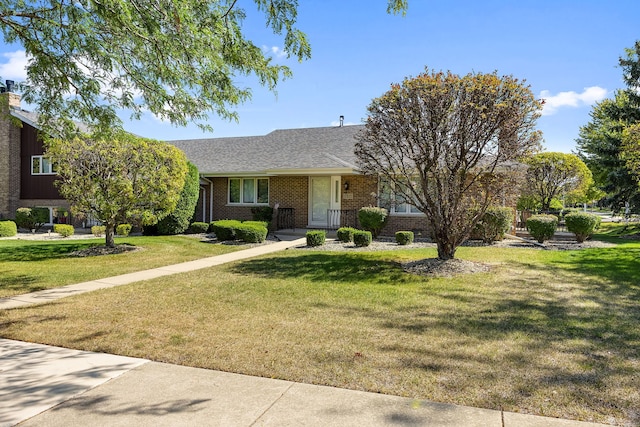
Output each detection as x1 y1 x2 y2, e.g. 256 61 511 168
308 176 341 227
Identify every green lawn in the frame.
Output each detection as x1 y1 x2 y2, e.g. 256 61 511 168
0 235 242 298
1 233 639 424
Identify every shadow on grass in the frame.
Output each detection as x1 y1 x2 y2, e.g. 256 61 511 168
0 273 46 294
232 252 409 284
0 241 103 262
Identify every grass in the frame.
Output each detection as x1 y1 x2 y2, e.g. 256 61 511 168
0 230 639 424
0 235 242 298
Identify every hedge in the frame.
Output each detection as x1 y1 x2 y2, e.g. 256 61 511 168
236 223 268 243
336 227 357 243
53 224 74 237
306 230 326 247
116 223 132 236
211 220 242 241
353 230 372 247
358 206 388 238
15 207 49 231
0 220 17 237
188 222 210 234
473 206 514 243
564 212 601 243
526 214 558 243
395 231 414 245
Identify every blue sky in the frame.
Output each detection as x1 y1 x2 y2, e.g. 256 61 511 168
0 0 638 152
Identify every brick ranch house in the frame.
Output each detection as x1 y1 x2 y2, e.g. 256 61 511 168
169 125 430 236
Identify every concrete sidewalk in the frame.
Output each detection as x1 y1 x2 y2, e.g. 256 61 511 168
0 236 306 310
1 339 608 427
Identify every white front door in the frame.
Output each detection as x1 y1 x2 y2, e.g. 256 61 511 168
308 176 341 227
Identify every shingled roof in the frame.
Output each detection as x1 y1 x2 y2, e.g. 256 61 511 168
168 125 364 176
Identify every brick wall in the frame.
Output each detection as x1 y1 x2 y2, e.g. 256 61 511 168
270 176 308 228
0 101 21 219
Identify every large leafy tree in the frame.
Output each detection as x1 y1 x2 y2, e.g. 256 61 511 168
0 0 407 136
355 69 542 260
576 90 640 213
47 131 188 247
522 152 593 211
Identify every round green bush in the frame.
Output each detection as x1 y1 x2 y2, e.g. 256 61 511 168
336 227 357 243
306 230 326 247
526 214 558 243
236 223 268 243
395 231 414 245
564 212 601 243
0 220 17 237
53 224 74 237
15 207 49 231
358 206 388 238
353 230 372 247
91 225 106 237
188 222 210 234
474 206 514 243
116 223 132 236
211 220 242 241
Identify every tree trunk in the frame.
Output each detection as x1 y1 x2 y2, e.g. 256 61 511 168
436 240 457 260
105 223 116 248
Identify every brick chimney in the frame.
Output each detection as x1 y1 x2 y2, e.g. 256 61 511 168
1 80 21 109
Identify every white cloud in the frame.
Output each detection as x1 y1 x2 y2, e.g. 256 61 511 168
262 45 287 59
539 86 608 116
0 50 28 80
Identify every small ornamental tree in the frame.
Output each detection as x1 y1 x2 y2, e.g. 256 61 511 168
355 68 542 259
47 131 188 247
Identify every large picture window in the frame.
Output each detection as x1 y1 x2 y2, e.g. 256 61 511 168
228 178 269 205
379 178 422 215
31 155 56 175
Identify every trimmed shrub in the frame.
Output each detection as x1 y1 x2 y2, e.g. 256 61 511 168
353 230 372 247
157 162 200 235
561 208 579 219
116 223 132 236
474 206 514 243
189 222 210 234
0 220 17 237
336 227 357 243
243 220 269 229
91 225 106 237
306 230 326 247
211 220 242 241
236 223 268 243
526 214 558 243
15 207 49 231
565 212 601 243
358 207 388 238
53 224 74 237
395 231 414 245
251 206 273 223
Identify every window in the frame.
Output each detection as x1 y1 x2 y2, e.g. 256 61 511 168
379 178 422 215
228 178 269 205
31 156 56 175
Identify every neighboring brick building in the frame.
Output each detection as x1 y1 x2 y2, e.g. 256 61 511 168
0 91 70 224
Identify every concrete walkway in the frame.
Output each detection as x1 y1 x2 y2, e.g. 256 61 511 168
0 235 610 426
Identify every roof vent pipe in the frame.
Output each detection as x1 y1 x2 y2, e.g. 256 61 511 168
339 115 344 127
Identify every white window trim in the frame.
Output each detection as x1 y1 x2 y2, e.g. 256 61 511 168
378 178 425 216
227 177 269 206
31 155 56 175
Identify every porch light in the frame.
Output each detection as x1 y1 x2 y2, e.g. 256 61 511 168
344 181 349 191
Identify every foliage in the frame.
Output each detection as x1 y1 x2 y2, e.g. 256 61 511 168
157 162 200 235
53 224 74 237
355 68 542 259
306 230 326 247
564 212 601 243
522 152 593 211
15 207 49 231
395 231 414 245
91 225 106 237
473 206 514 243
251 206 274 223
116 223 132 237
188 222 210 234
47 131 188 247
353 230 373 247
357 207 388 238
236 223 268 243
525 214 558 243
242 221 269 229
336 227 357 243
622 123 640 183
0 220 17 237
211 220 241 241
577 90 640 213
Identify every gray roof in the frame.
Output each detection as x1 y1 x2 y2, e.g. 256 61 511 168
169 125 365 176
11 109 92 134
